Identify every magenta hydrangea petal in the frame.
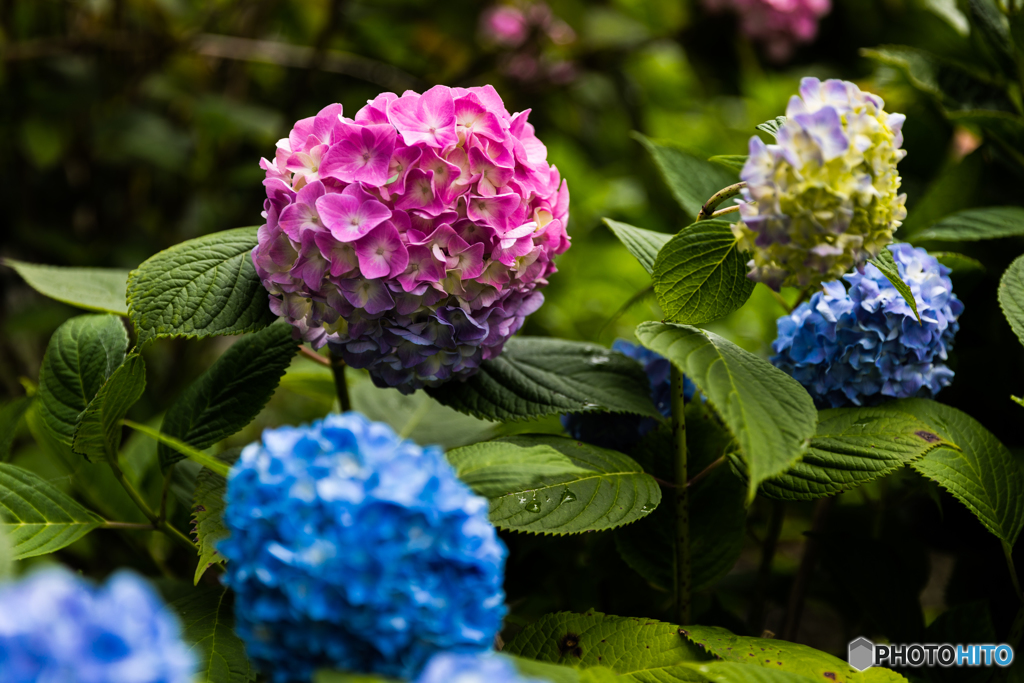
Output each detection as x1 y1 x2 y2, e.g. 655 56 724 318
320 121 397 186
355 222 409 279
387 85 459 149
316 191 391 243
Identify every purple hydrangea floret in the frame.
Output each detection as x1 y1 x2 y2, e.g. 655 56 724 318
0 569 195 683
416 652 547 683
561 339 694 451
771 243 963 408
253 86 570 394
219 412 507 683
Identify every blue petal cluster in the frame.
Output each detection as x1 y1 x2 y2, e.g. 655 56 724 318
771 243 963 407
415 652 546 683
219 412 508 683
561 339 694 451
0 569 195 683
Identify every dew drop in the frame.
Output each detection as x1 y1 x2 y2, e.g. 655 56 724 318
640 503 654 513
524 498 542 513
560 489 577 504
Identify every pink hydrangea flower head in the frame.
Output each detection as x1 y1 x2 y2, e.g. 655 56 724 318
480 5 530 47
705 0 831 61
253 92 571 393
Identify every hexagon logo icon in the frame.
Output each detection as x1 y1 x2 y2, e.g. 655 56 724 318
848 637 875 671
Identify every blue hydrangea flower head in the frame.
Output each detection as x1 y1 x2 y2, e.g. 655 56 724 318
0 568 195 683
733 77 908 290
771 243 963 407
561 339 694 451
219 412 508 683
415 652 547 683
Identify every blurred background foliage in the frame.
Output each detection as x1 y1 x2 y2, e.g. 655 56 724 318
4 0 1024 666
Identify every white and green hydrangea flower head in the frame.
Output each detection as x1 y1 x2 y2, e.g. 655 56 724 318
732 77 907 290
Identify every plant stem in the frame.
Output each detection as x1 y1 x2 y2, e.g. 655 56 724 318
101 521 155 529
299 344 331 366
1004 541 1023 603
782 497 834 640
790 288 811 310
749 500 785 633
687 454 726 489
105 459 197 552
671 366 691 625
159 463 175 523
328 345 352 413
710 205 740 219
697 182 746 221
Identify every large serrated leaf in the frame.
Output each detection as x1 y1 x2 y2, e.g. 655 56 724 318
914 206 1024 242
759 406 955 500
0 525 11 579
679 662 830 683
602 218 672 275
447 435 660 535
680 626 906 682
633 133 739 219
0 397 33 462
0 463 104 559
867 249 921 323
755 116 787 138
932 252 985 275
158 322 297 467
653 220 754 325
999 254 1024 349
127 226 277 345
72 354 147 462
708 156 748 173
192 467 228 585
172 586 255 683
890 399 1024 546
37 315 129 446
427 337 661 423
504 611 710 680
4 258 131 316
636 322 816 502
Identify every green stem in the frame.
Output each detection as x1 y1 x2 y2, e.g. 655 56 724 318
159 463 175 523
1004 541 1023 603
105 457 197 553
101 521 155 529
121 420 230 478
672 366 691 625
697 182 746 221
749 501 785 633
329 346 353 413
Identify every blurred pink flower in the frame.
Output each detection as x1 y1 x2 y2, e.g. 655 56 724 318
480 6 530 47
705 0 831 61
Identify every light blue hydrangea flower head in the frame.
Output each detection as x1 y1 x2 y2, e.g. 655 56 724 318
415 652 547 683
219 412 508 683
733 77 908 290
0 569 195 683
560 339 694 451
771 243 963 407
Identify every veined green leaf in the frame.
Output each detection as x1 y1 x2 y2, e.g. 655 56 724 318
0 397 33 462
679 662 832 683
708 155 747 173
171 587 255 683
999 254 1024 349
891 399 1024 546
37 315 128 446
759 406 956 500
508 654 587 683
192 466 229 585
0 463 103 559
653 220 753 325
636 322 816 502
602 218 671 275
427 337 661 423
755 116 787 138
72 354 147 462
0 525 12 579
4 258 130 316
158 322 297 468
447 435 660 535
504 611 710 681
932 252 985 275
914 206 1024 242
868 249 921 323
127 226 277 345
633 133 739 219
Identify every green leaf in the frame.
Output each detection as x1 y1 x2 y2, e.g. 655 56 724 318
504 610 710 680
123 420 231 478
914 206 1024 242
680 626 906 682
72 354 146 462
158 322 298 467
507 654 587 683
708 155 747 173
427 337 661 423
967 0 1014 62
37 315 129 445
678 662 826 683
171 587 255 683
999 254 1024 349
755 116 787 138
350 376 498 450
602 218 671 275
192 466 228 585
0 463 104 559
867 249 921 323
932 252 985 275
447 435 660 535
759 406 956 500
3 258 130 316
0 525 12 579
635 322 816 502
653 220 754 325
633 133 739 219
0 397 33 462
126 226 278 345
890 398 1024 545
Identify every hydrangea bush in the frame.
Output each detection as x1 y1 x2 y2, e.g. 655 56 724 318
704 0 831 61
253 85 570 393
